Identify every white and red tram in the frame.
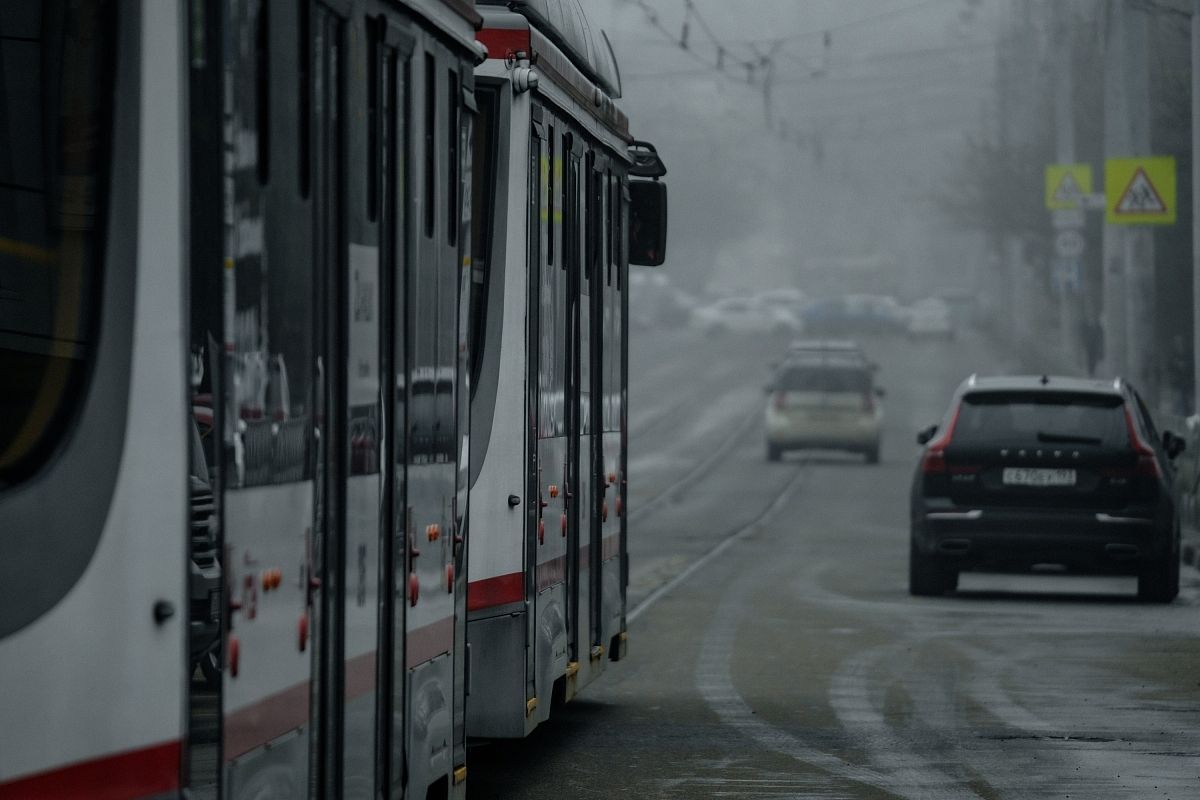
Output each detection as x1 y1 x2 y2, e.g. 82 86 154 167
465 0 668 738
0 0 485 798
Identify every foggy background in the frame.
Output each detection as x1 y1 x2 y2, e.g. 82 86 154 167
591 0 1193 413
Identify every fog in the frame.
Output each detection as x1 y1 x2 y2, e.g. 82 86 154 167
600 0 1194 413
598 0 1007 298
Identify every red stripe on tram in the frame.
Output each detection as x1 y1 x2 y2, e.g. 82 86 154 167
467 572 525 612
477 27 531 60
0 741 181 800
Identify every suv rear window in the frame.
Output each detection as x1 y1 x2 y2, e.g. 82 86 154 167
775 365 871 393
954 391 1127 447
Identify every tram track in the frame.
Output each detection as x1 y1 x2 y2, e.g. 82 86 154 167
627 401 761 524
628 461 806 623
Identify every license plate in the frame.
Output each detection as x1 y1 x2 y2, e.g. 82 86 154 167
1002 467 1076 487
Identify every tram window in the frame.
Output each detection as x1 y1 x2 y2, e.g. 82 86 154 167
423 52 436 239
608 172 617 279
547 127 555 266
254 0 270 185
298 1 311 197
468 86 498 395
447 69 458 247
366 16 379 222
0 0 115 484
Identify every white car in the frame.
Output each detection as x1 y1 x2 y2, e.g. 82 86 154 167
906 298 954 339
691 296 803 335
764 356 884 463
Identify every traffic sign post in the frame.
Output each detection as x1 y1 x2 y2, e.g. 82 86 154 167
1054 229 1086 259
1105 156 1176 225
1045 163 1094 210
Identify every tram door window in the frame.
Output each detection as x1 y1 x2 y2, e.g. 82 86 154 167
185 0 225 792
383 38 411 799
467 86 498 396
312 4 346 794
525 123 543 699
563 140 582 660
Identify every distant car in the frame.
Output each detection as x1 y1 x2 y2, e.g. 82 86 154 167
755 287 806 317
691 296 802 335
909 375 1185 601
906 298 954 339
764 355 884 462
801 294 905 335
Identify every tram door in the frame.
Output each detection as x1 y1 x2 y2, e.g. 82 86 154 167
530 114 571 711
564 141 583 668
571 149 601 674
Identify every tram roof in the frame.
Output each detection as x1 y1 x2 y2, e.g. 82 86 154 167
478 0 622 99
478 2 631 145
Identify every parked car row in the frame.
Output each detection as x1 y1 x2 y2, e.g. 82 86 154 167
683 291 958 339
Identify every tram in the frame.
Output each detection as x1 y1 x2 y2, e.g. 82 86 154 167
0 0 665 797
0 1 483 798
465 0 668 739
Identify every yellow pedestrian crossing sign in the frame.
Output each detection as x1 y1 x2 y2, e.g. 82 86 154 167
1105 157 1176 225
1045 164 1093 210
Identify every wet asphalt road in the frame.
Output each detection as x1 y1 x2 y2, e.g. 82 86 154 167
469 324 1200 800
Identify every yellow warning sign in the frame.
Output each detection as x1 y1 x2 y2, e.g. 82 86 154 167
1105 156 1176 225
1045 164 1093 210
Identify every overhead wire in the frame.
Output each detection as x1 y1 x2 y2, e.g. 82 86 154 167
618 0 994 153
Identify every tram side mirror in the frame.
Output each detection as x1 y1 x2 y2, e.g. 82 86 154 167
628 180 668 267
916 424 938 446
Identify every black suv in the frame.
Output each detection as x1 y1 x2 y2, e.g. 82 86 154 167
910 375 1185 602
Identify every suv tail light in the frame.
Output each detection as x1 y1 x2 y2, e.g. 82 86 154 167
1124 406 1163 479
921 405 961 474
773 392 786 411
862 391 875 412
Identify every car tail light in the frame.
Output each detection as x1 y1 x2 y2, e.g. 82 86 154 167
773 392 786 411
922 405 961 474
862 392 875 412
1124 406 1163 479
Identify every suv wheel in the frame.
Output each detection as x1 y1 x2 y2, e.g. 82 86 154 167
766 443 783 462
909 538 952 596
1138 525 1180 603
865 444 880 464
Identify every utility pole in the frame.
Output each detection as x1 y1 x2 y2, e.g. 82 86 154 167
1193 0 1199 414
1124 5 1156 400
1101 0 1130 380
1103 1 1156 393
1053 0 1081 371
1003 0 1036 352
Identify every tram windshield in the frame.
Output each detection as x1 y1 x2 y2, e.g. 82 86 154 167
0 1 115 485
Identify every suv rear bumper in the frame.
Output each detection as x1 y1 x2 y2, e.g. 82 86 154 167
912 504 1172 573
765 415 880 451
